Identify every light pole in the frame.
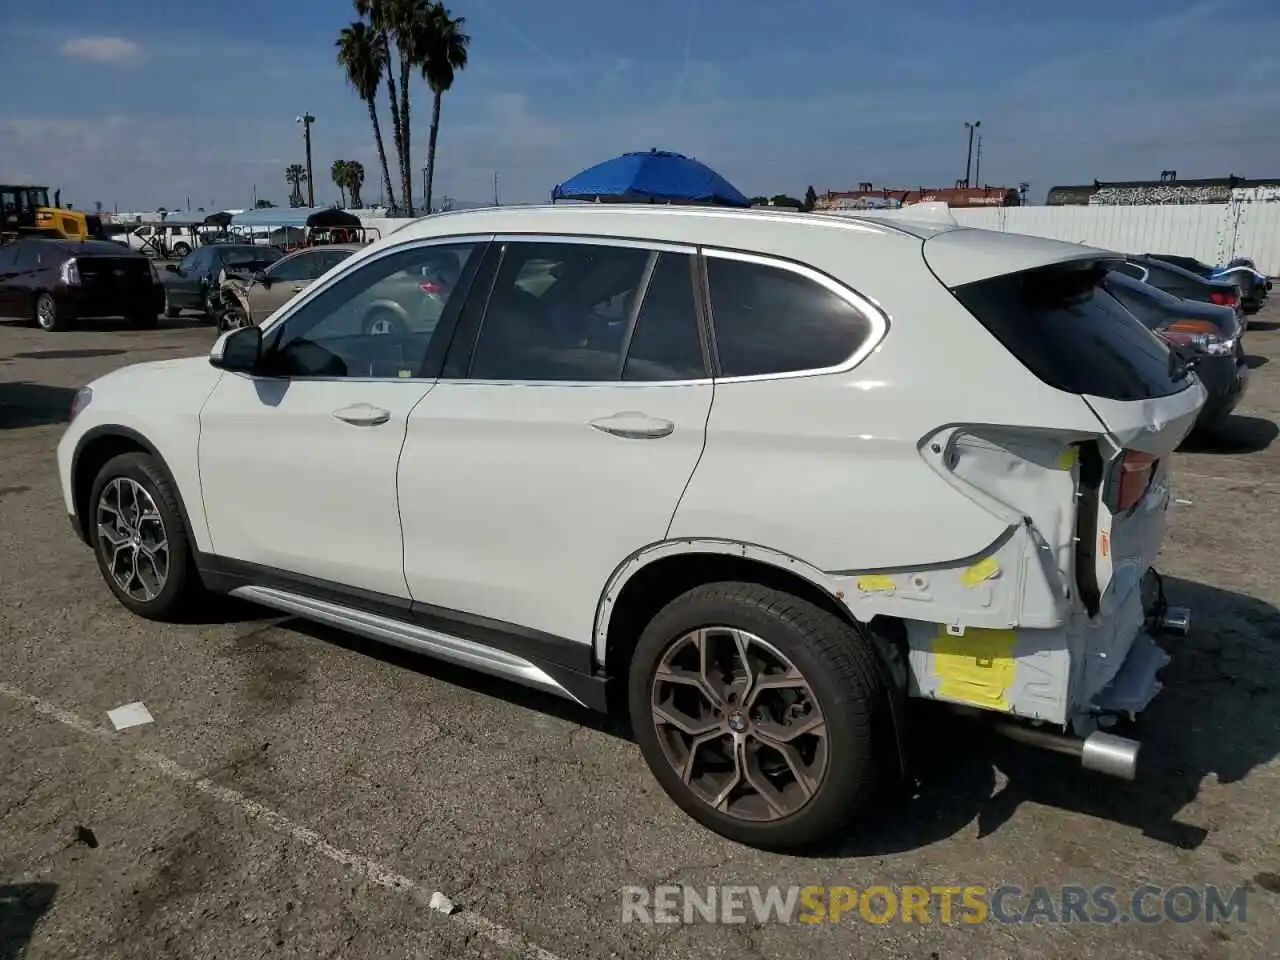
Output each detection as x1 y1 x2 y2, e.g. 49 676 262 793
296 113 316 207
963 120 981 187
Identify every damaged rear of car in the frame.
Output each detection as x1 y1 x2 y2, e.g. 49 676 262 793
906 231 1204 775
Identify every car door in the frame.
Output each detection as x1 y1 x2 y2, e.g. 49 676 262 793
249 250 330 321
0 244 20 315
197 237 488 596
398 237 714 646
166 249 205 307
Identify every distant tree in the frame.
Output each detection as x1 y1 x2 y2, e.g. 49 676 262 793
770 194 804 209
254 198 277 208
286 164 308 207
346 160 366 208
94 200 103 213
802 185 818 212
419 2 469 214
337 19 398 213
332 159 350 207
749 196 769 206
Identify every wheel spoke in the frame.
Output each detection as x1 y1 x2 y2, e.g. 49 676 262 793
740 744 791 817
679 731 725 784
709 738 745 810
744 668 809 710
750 728 823 798
653 701 720 738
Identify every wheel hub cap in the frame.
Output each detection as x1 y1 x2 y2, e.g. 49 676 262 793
95 477 169 602
650 627 829 823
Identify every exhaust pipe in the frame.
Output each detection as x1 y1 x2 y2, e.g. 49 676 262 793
992 722 1140 780
1157 605 1191 637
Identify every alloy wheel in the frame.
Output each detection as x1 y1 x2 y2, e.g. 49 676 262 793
36 296 56 330
95 477 169 602
650 627 828 822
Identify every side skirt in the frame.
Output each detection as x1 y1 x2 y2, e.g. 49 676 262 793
197 554 609 712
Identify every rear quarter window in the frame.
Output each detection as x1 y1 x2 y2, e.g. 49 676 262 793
951 262 1188 401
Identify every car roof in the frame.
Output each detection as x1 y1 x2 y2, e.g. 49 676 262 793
25 238 142 257
369 203 1108 287
286 243 363 254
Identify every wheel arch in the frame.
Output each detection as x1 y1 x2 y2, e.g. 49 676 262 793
71 426 200 550
596 539 911 773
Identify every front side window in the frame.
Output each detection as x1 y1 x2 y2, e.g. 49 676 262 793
706 255 873 377
622 252 706 381
265 252 323 282
177 250 200 274
262 241 479 379
467 241 652 381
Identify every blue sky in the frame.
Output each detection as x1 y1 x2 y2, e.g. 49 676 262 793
1 0 1276 210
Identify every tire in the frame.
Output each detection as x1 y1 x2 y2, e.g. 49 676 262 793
172 242 191 258
628 581 884 852
88 452 202 621
34 292 68 331
164 288 181 320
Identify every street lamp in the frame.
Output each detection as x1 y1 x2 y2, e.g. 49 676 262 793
963 120 981 188
296 113 316 207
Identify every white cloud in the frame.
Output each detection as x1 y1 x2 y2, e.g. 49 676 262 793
59 36 141 64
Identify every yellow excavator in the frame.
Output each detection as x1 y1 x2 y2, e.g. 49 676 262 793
0 184 105 243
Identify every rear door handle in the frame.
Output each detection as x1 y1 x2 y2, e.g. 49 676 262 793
333 403 391 426
589 411 675 439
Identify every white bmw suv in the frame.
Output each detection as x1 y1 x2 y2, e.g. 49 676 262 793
57 204 1204 850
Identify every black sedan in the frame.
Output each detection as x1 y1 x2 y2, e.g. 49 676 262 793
162 244 283 320
0 237 164 332
1103 269 1247 434
1116 256 1244 317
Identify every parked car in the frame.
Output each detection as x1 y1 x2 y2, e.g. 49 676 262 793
0 237 163 331
57 205 1205 850
1102 269 1246 433
218 244 360 329
1146 253 1268 314
1117 256 1244 317
162 243 283 320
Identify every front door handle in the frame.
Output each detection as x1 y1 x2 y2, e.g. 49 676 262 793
333 403 391 426
589 411 675 439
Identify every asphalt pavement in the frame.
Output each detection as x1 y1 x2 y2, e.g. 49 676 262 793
2 305 1279 959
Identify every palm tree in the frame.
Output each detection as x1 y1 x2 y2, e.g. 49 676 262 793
354 0 416 214
331 160 349 207
285 164 308 207
347 160 366 208
419 2 469 215
337 19 397 213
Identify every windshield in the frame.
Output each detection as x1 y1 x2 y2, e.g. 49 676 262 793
27 187 50 208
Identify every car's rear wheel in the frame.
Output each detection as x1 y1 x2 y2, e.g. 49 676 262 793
89 452 201 621
628 582 884 851
34 292 68 331
362 307 408 336
172 242 191 258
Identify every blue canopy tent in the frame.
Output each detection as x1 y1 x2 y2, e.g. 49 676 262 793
551 149 750 207
229 206 362 229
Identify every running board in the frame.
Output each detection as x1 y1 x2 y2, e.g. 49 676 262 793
229 584 589 708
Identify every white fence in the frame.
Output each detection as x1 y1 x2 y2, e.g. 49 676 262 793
359 203 1280 276
949 202 1280 276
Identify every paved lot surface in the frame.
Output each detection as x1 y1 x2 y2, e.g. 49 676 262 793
2 305 1279 959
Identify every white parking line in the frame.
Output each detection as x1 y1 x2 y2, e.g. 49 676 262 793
0 681 568 960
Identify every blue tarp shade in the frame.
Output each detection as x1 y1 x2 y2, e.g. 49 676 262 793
230 207 362 229
551 149 750 207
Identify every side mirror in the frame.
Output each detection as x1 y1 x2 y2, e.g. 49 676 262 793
254 269 270 285
165 263 178 273
210 325 262 373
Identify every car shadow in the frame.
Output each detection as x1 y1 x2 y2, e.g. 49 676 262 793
0 382 77 430
816 575 1280 858
1246 319 1279 332
1182 416 1278 454
0 882 57 960
1244 354 1268 369
201 576 1279 859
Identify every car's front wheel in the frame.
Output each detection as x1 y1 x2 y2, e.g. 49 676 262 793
629 582 885 852
89 452 201 621
34 292 68 331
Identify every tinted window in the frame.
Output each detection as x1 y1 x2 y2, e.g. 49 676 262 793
0 246 16 271
706 256 872 377
622 252 705 381
267 251 326 282
951 263 1187 401
222 246 281 268
263 241 477 379
468 241 651 381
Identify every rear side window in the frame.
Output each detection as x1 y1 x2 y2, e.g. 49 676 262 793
706 256 871 377
951 263 1187 401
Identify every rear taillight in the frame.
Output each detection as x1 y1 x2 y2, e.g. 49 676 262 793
419 280 444 294
60 258 81 285
1115 450 1158 512
1209 290 1237 307
1159 318 1236 356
